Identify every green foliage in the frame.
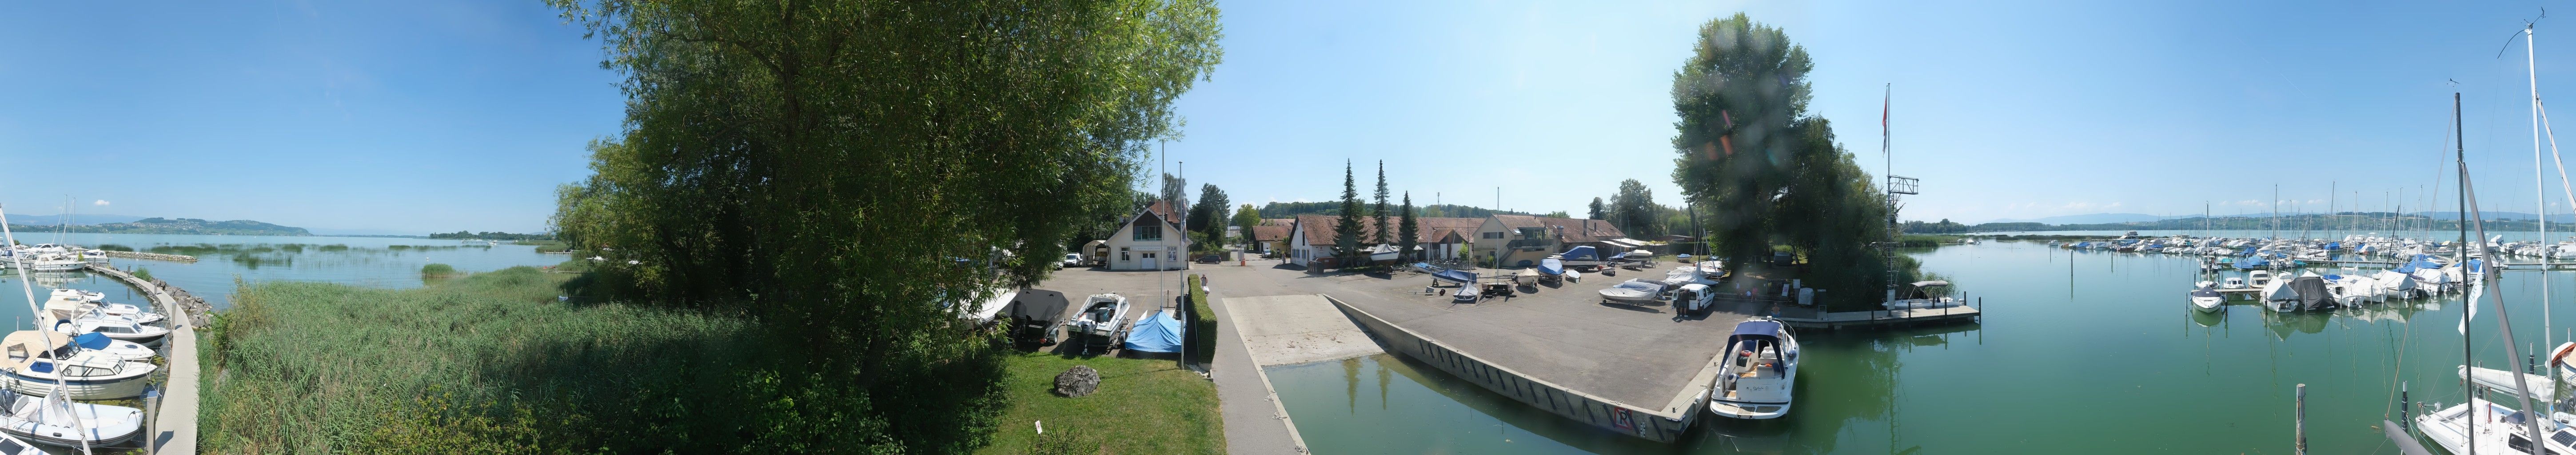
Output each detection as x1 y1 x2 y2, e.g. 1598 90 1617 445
975 351 1221 455
1609 179 1663 237
1372 160 1389 246
1259 201 1527 219
1902 219 1970 233
540 0 1223 451
94 243 134 252
1587 198 1607 220
213 267 911 454
130 267 152 282
1186 274 1216 364
1397 193 1420 262
1188 184 1230 243
420 263 458 276
1336 161 1364 266
1540 211 1570 218
1898 235 1952 248
1668 14 1906 309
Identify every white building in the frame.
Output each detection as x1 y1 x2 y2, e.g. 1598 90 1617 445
1103 201 1191 271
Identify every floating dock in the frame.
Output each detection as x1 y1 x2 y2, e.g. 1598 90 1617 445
1775 304 1981 330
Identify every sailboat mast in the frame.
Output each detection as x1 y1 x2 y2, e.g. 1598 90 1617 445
2455 92 2475 455
2530 24 2556 400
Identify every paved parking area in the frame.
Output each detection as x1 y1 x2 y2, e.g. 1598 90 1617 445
1194 260 1759 410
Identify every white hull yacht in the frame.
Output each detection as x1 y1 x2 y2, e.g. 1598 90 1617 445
0 331 154 400
0 390 141 449
1708 318 1799 419
1067 294 1130 339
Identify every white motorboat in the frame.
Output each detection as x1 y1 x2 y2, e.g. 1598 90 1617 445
2373 270 2421 299
2189 287 2224 312
1882 280 1962 310
2415 397 2576 455
0 389 141 449
75 250 107 265
2220 277 2246 290
2247 270 2274 288
41 292 160 325
1709 318 1798 419
1066 294 1131 339
1597 279 1663 305
46 311 167 343
0 331 154 400
2194 280 2215 289
13 255 79 273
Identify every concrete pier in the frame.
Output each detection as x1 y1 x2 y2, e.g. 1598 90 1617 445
98 251 198 263
84 263 199 455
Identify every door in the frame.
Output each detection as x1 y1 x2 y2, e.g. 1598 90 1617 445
1142 253 1158 270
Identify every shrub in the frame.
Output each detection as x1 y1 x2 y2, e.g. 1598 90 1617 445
421 263 458 276
131 267 153 282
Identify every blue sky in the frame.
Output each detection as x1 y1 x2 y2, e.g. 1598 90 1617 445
6 1 2576 233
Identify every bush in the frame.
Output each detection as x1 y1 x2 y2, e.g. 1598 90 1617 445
1185 275 1215 364
131 267 153 282
421 263 458 276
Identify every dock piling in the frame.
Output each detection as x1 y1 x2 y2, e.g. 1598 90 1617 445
2296 383 2308 455
2400 381 2410 431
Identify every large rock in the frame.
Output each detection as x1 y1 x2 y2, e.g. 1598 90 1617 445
1053 365 1101 397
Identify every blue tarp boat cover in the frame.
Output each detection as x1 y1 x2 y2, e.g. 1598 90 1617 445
1539 258 1564 275
71 332 108 350
2235 257 2268 270
1561 246 1600 261
2468 259 2486 273
1124 310 1184 353
2395 255 2442 274
1432 269 1478 285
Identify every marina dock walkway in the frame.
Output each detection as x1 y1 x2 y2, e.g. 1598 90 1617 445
1204 280 1312 455
84 263 197 455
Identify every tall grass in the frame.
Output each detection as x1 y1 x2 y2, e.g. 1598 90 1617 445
206 267 905 453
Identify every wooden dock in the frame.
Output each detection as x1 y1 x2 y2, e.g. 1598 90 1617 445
1776 304 1980 330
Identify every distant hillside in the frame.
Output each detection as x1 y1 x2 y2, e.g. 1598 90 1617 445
1982 213 2180 224
7 217 311 236
0 213 147 226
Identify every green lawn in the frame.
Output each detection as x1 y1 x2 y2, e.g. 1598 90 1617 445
975 351 1223 455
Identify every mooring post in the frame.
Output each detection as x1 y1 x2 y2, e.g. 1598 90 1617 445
2400 381 2410 431
2296 383 2308 455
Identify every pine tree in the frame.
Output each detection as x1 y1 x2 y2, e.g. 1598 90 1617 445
1398 192 1420 262
1372 160 1390 246
1336 160 1364 267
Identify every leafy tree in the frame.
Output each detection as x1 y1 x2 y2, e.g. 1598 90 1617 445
1541 211 1571 218
1188 184 1229 241
1162 173 1189 218
1232 203 1260 245
1397 192 1419 261
1611 179 1663 237
1668 13 1902 309
1588 198 1607 220
1372 160 1389 246
542 0 1223 452
1336 161 1364 266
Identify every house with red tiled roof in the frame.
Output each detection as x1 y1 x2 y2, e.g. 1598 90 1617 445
1284 215 1483 267
1246 218 1294 254
1102 201 1191 271
1469 215 1629 268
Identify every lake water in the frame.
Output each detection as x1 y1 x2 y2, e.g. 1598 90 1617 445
1270 239 2576 454
0 233 567 325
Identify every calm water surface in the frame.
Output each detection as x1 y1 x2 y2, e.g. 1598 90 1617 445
1272 239 2576 454
0 233 566 323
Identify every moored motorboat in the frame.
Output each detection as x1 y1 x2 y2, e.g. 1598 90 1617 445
1709 318 1798 419
1882 280 1962 310
47 311 166 343
0 389 141 449
0 331 154 400
2221 277 2246 289
2189 286 2224 312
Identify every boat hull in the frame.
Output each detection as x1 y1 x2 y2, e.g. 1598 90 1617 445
1708 399 1790 419
0 372 149 400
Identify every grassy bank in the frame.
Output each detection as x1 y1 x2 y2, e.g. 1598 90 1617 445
207 267 935 453
973 351 1222 455
514 239 572 253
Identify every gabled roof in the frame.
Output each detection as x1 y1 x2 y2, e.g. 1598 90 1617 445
1250 225 1292 242
1484 215 1627 243
1124 201 1186 235
1294 215 1484 248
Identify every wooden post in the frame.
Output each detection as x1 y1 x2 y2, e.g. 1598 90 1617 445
2400 381 2410 431
2296 383 2308 455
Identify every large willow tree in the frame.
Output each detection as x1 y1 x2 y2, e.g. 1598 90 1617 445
1670 14 1900 309
546 0 1221 451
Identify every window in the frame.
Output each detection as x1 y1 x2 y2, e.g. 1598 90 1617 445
1482 231 1502 239
1135 225 1162 241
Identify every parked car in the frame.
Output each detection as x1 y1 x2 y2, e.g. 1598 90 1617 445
1060 253 1083 269
1194 253 1224 263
